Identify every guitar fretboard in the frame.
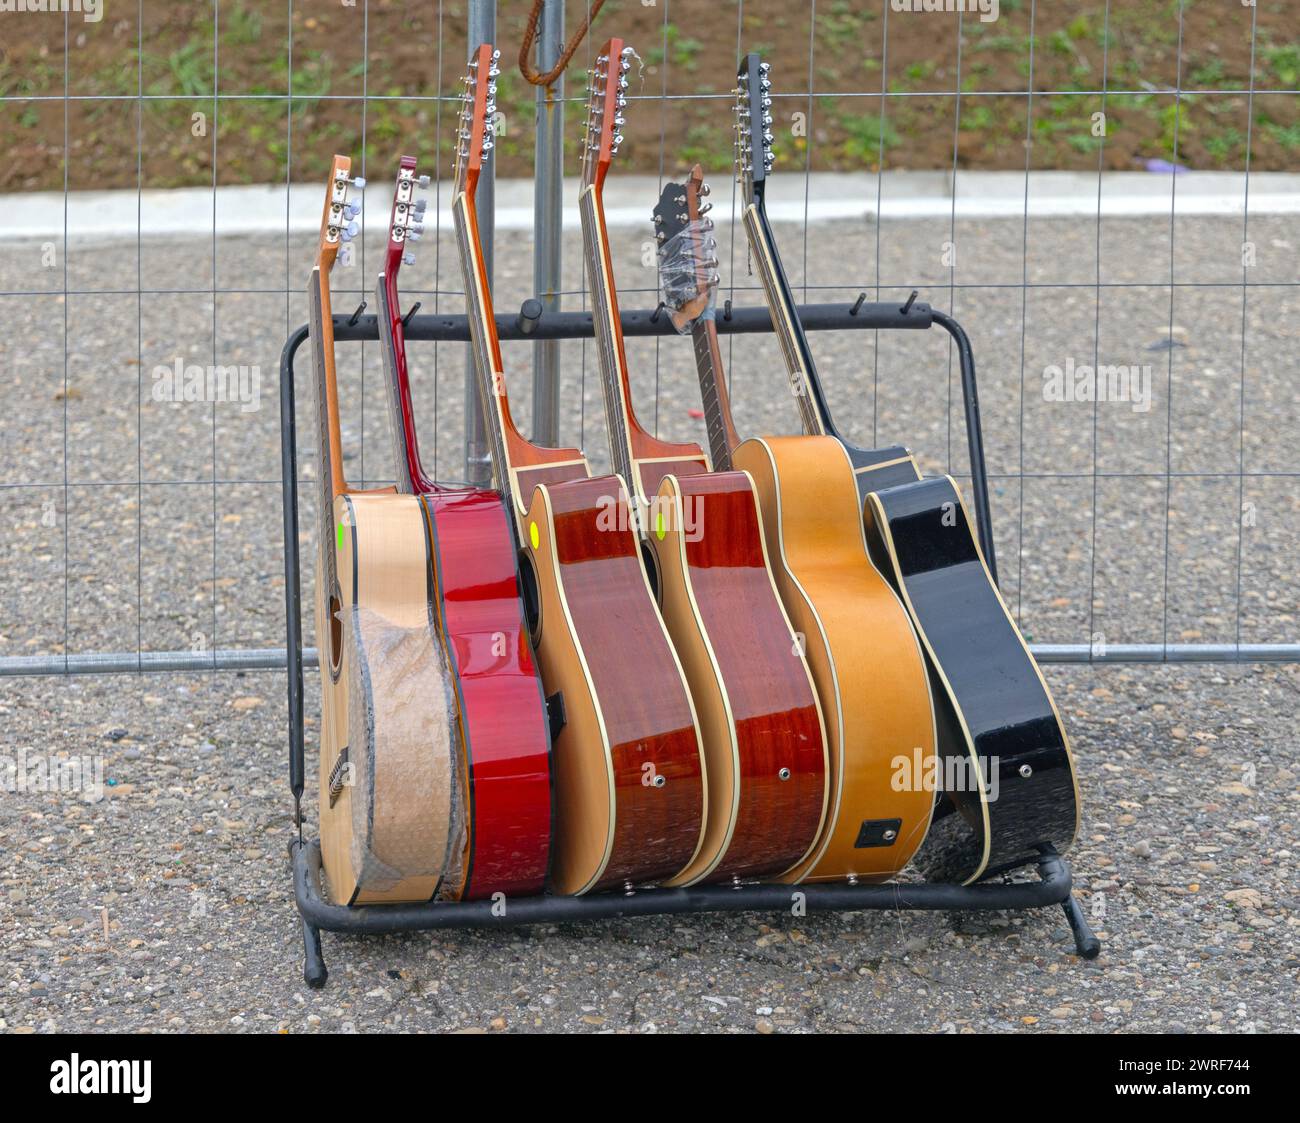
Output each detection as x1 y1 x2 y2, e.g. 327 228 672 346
307 271 341 621
581 186 639 494
742 203 828 440
690 318 736 473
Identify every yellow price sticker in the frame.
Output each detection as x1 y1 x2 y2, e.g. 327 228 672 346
529 521 540 550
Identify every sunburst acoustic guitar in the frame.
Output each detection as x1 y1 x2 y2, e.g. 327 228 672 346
656 167 939 884
736 53 1080 881
308 155 462 904
375 152 552 900
579 42 828 887
452 43 706 896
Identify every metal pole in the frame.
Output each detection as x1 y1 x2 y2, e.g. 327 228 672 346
530 0 564 447
464 0 496 485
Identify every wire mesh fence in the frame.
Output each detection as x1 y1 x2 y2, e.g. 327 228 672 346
0 0 1296 676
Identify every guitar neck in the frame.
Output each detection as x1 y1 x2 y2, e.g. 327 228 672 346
454 191 512 488
690 316 741 473
307 266 345 594
376 263 425 494
581 183 640 488
744 196 836 439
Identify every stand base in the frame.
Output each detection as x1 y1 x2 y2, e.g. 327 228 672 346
289 838 1099 988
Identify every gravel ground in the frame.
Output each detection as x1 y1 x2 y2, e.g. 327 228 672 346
0 212 1296 1032
0 662 1296 1033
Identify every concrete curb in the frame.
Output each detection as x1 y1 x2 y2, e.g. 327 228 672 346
2 170 1295 242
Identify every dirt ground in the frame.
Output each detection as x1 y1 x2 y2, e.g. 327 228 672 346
2 0 1297 192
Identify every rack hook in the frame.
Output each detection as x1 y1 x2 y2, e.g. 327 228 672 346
900 290 918 316
401 301 422 331
849 292 867 316
347 300 367 327
649 301 666 324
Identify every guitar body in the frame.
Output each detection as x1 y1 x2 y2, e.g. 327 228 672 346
306 157 464 907
865 477 1080 883
733 435 938 883
421 488 553 898
376 239 552 900
652 471 828 885
523 475 707 895
318 492 462 905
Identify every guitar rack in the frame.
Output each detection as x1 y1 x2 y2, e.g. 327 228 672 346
279 295 1101 988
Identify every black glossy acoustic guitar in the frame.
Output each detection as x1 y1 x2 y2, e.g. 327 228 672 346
733 52 1081 882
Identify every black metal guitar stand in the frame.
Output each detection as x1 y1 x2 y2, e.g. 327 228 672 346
279 295 1100 988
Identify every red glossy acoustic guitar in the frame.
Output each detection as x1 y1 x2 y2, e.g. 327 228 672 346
452 43 706 895
376 151 552 900
580 47 828 887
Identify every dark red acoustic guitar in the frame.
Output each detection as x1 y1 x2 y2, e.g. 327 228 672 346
376 151 552 901
452 43 706 896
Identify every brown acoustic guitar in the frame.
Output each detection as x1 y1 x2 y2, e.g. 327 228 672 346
309 155 463 905
580 53 828 886
657 164 939 883
452 42 706 896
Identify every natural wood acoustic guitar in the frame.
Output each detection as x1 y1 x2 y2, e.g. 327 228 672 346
309 155 461 905
657 162 939 883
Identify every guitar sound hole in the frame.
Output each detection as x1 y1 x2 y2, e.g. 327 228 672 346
518 549 542 645
328 593 343 676
640 540 660 602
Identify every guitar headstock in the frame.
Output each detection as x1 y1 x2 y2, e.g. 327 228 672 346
384 154 430 277
581 37 633 191
453 43 500 199
734 52 775 206
317 153 364 271
653 165 720 330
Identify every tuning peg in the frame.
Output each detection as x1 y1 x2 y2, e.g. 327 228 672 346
350 175 367 188
612 133 624 147
339 242 355 266
407 230 422 242
699 202 713 215
413 198 428 215
613 114 626 127
488 65 501 78
344 202 362 219
618 75 629 90
762 95 773 109
759 61 771 74
343 220 359 238
762 113 773 127
700 182 711 196
402 252 416 266
416 174 430 189
760 78 771 91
